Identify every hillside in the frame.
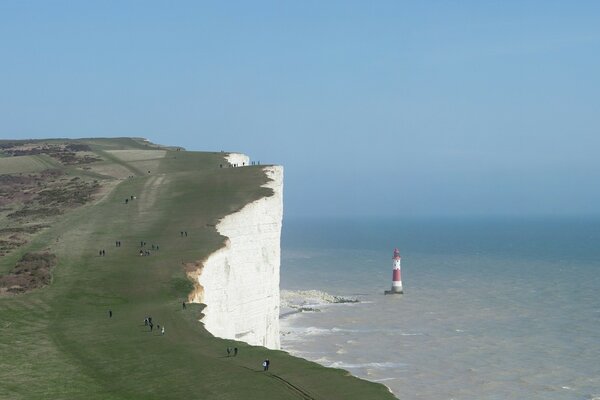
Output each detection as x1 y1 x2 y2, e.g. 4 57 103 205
0 138 397 400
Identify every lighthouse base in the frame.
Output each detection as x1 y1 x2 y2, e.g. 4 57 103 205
384 288 403 295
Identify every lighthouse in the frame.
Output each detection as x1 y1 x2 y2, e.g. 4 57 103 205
384 248 403 295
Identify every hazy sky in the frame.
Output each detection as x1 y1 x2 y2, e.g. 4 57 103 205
1 1 599 217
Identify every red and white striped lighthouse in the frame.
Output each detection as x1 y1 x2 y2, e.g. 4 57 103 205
385 248 403 295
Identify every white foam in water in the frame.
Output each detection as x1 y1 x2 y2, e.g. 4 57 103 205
329 361 407 369
280 289 359 308
303 327 333 335
372 377 397 382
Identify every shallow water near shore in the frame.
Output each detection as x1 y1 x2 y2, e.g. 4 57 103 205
280 217 600 399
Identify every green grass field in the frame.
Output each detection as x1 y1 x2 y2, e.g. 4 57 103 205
0 154 59 174
0 138 397 400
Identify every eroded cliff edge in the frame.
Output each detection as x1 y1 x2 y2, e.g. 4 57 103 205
188 161 283 349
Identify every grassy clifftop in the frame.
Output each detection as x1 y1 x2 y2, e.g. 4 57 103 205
0 138 396 400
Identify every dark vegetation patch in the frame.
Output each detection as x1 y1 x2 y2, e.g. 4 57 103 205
36 180 100 207
0 252 58 294
0 237 28 256
0 169 63 206
0 170 100 255
0 225 50 234
0 142 101 165
7 207 63 219
0 172 100 219
0 226 49 256
0 143 104 257
65 143 92 152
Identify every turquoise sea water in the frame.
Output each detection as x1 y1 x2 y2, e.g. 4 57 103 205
280 217 600 399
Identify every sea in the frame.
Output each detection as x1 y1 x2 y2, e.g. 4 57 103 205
279 216 600 400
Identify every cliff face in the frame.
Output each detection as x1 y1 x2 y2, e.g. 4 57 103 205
190 164 283 349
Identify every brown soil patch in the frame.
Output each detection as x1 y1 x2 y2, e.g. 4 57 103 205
0 252 58 295
185 260 205 303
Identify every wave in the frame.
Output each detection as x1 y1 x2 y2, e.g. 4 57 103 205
280 289 360 309
302 327 333 335
328 361 407 369
282 325 423 336
284 326 364 336
372 377 397 382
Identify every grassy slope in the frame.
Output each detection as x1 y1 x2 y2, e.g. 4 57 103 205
0 138 396 400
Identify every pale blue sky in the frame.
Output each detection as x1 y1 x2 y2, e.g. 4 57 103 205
1 1 599 217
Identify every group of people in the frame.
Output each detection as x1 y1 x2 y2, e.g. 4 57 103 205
108 309 273 370
221 161 262 168
124 195 137 204
225 347 272 372
139 241 159 256
226 347 239 357
144 316 165 335
100 240 162 256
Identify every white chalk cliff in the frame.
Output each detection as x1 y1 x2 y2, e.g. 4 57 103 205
189 160 283 349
